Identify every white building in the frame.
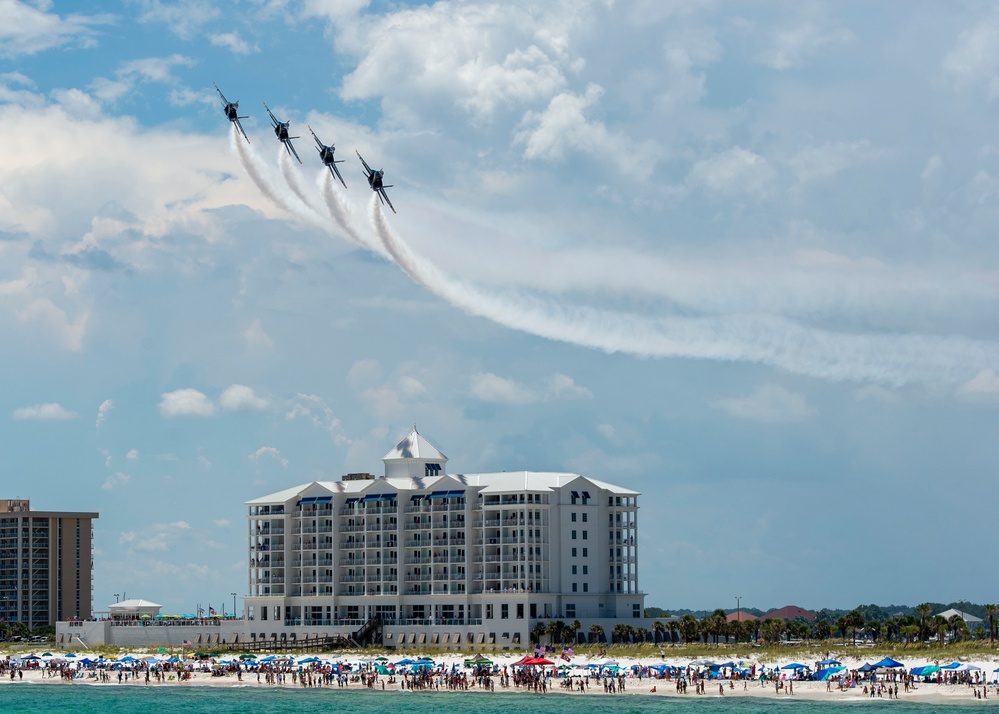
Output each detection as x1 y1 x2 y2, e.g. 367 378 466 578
244 428 645 647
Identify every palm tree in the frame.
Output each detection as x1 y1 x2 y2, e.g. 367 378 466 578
635 626 649 643
947 614 965 642
931 615 948 644
728 620 744 644
900 624 919 644
612 623 628 644
652 619 666 644
678 614 699 644
835 617 848 641
570 619 582 645
589 623 605 644
546 620 564 645
845 609 865 645
815 620 832 640
917 603 933 643
985 604 997 642
531 621 547 645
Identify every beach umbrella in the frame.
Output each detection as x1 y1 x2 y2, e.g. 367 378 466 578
940 661 961 670
239 654 256 660
816 659 841 666
781 663 807 670
872 657 904 669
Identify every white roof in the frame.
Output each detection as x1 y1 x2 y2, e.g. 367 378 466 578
936 608 982 623
382 427 447 462
108 599 161 610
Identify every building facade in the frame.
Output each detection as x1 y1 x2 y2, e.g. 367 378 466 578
243 429 644 647
0 499 98 629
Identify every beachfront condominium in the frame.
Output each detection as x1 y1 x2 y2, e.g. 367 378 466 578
0 499 98 629
244 428 644 646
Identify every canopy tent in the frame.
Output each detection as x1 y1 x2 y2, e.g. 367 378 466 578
816 658 841 666
815 666 846 681
910 665 941 677
871 657 905 669
780 663 807 670
857 663 876 673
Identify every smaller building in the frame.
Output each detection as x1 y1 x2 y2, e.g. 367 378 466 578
107 599 162 621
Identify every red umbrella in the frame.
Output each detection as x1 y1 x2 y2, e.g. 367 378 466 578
527 657 555 665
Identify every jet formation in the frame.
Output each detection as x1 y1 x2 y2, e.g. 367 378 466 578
214 82 396 211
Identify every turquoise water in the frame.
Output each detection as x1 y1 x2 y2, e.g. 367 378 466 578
0 687 984 714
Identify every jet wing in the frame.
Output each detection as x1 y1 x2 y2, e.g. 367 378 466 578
329 162 347 189
308 125 324 151
233 117 250 143
263 102 279 128
379 188 397 214
213 81 228 104
285 137 302 164
356 150 373 176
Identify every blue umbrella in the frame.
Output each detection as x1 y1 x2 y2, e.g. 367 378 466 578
781 663 807 670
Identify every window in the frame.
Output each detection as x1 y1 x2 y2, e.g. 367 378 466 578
486 604 493 619
571 548 577 557
582 513 588 522
571 513 577 522
501 604 509 619
571 530 577 540
570 490 579 505
566 604 576 618
571 565 577 574
582 548 588 557
633 604 641 618
582 530 588 540
582 565 588 575
572 583 578 592
582 583 589 592
516 603 524 619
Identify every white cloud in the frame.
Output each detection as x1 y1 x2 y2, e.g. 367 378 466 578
788 141 878 184
134 0 220 39
101 471 130 491
219 384 269 412
209 31 257 55
546 373 592 399
470 372 536 404
398 375 428 399
91 54 197 104
213 518 230 528
688 147 775 196
96 398 113 428
286 393 345 441
126 448 139 460
959 369 999 395
12 402 78 421
158 388 215 417
347 358 381 388
250 446 288 468
0 1 110 58
242 319 274 349
943 15 999 99
759 21 854 70
712 384 816 423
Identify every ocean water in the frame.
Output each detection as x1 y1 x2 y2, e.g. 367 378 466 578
0 687 982 714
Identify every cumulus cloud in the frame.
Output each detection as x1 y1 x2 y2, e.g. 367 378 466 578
250 446 288 468
688 147 775 196
242 319 274 349
12 402 78 421
943 15 999 98
101 471 130 491
759 21 854 70
959 368 999 396
213 518 230 527
96 398 113 428
219 384 269 412
470 372 537 404
159 388 215 417
546 373 592 399
712 384 816 423
286 393 345 440
209 31 257 54
134 0 221 39
0 1 111 58
126 448 139 460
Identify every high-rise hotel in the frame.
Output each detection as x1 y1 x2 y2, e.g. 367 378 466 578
245 429 644 646
0 499 98 629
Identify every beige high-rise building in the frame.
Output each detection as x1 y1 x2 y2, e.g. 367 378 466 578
0 499 98 629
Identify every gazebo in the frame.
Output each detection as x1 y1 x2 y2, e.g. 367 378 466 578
107 599 162 620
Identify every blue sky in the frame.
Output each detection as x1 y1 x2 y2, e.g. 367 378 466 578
2 0 998 617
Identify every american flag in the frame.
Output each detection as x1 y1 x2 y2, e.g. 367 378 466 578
209 606 215 615
535 645 544 656
563 647 574 659
183 640 192 646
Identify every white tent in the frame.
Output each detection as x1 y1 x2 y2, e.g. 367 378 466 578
107 599 162 618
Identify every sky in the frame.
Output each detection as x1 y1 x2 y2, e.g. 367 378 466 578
1 0 998 618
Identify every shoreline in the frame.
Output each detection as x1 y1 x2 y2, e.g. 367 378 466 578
3 652 999 706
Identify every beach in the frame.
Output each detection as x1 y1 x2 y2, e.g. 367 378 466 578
2 649 998 706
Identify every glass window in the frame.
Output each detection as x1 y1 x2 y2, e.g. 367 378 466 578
501 604 508 619
582 583 589 592
582 548 588 557
582 530 588 540
582 513 588 522
571 513 577 522
571 547 577 557
572 582 578 592
571 565 577 574
571 530 577 540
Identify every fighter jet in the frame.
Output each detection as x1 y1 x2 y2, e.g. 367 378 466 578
309 126 347 189
263 101 301 163
356 150 396 214
213 82 249 143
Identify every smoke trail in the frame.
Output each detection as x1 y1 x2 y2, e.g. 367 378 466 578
232 131 330 232
279 149 324 217
370 196 999 386
320 173 389 257
232 125 285 212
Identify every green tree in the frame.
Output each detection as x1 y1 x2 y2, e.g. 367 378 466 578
815 620 832 640
845 609 865 645
678 614 699 644
652 620 666 644
917 603 933 643
985 604 997 642
531 621 548 644
588 623 605 644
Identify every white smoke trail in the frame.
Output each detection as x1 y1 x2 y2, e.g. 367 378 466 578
320 173 389 257
370 195 999 386
279 148 324 217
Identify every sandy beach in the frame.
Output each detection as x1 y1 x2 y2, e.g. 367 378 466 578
3 649 999 705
